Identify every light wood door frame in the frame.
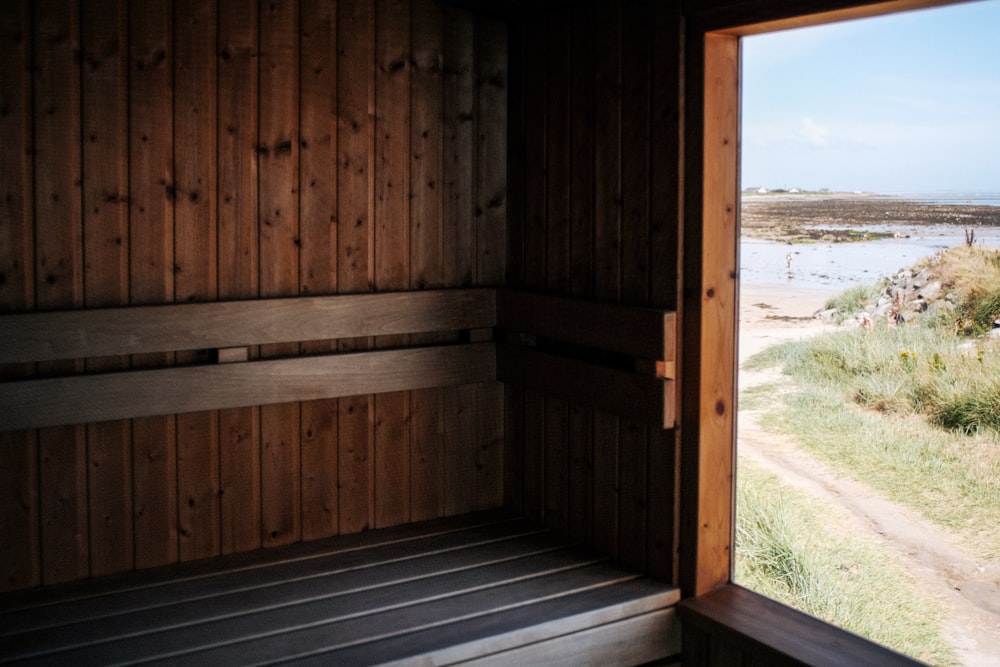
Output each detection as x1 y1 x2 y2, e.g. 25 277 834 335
686 0 972 598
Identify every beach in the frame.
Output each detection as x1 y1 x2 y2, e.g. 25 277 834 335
735 195 1000 666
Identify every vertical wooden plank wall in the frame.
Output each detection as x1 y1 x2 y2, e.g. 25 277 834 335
217 0 261 556
82 0 132 578
0 0 38 591
0 0 507 592
505 0 683 581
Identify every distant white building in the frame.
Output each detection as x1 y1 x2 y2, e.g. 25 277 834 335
757 187 768 194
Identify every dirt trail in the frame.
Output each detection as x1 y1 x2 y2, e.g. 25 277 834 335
737 284 1000 666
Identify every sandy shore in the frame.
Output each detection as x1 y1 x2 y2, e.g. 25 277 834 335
736 277 1000 665
738 281 838 362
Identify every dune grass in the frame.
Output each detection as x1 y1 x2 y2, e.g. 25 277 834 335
735 462 957 666
745 313 1000 558
736 245 1000 663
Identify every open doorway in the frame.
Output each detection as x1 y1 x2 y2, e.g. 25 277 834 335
734 2 1000 664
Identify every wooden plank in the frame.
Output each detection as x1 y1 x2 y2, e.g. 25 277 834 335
566 404 593 543
0 1 34 317
0 344 496 433
593 0 622 306
0 511 525 614
620 0 652 306
542 13 571 540
443 383 478 516
2 533 577 657
544 397 569 534
647 428 679 582
591 409 619 558
650 3 682 312
81 0 133 580
504 19 525 288
310 585 680 665
409 0 443 292
591 0 623 565
373 0 412 529
33 0 88 587
442 5 475 289
474 15 507 286
442 609 679 667
217 0 259 302
408 0 446 524
442 6 480 522
299 0 339 541
498 290 675 363
618 421 648 573
497 345 674 428
130 0 177 571
217 0 261 555
521 389 545 522
521 21 547 292
337 0 376 535
694 32 739 596
174 0 220 563
678 585 925 667
0 289 497 365
545 14 570 297
475 382 504 511
0 0 37 593
568 4 595 300
0 514 534 620
0 430 39 592
258 0 301 549
75 562 635 664
502 385 525 514
219 406 261 554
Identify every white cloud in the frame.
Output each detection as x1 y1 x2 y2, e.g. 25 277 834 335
797 117 831 147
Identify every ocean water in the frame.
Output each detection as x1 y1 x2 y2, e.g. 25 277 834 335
885 192 1000 207
741 227 1000 289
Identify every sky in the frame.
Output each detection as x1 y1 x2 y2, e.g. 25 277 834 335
741 0 1000 194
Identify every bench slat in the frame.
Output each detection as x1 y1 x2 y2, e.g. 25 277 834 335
0 516 544 634
0 344 496 432
497 290 675 363
497 344 676 428
321 588 679 666
0 289 496 365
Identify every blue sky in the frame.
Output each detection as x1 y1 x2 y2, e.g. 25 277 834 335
741 0 1000 194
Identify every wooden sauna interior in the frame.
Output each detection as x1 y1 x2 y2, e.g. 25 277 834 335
0 0 935 664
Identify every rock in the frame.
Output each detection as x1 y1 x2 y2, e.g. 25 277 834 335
919 281 942 300
908 299 928 312
815 308 840 324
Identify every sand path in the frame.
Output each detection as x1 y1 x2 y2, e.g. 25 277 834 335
737 282 1000 666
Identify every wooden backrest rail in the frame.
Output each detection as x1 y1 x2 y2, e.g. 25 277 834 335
496 291 677 429
0 289 676 432
0 345 495 432
0 288 497 364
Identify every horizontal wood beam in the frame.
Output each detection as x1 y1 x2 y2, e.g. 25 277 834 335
498 290 675 364
0 344 496 432
678 584 924 666
496 344 675 428
0 289 497 365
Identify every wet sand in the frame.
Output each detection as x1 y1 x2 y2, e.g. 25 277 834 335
742 194 1000 244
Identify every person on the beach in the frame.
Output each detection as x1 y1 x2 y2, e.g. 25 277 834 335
887 306 905 327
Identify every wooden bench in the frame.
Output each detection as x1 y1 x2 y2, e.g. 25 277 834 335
0 512 679 665
0 288 679 665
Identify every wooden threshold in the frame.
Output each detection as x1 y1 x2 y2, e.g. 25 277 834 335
678 584 925 667
0 512 681 666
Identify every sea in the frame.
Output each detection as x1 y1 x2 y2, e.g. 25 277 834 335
740 192 1000 289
